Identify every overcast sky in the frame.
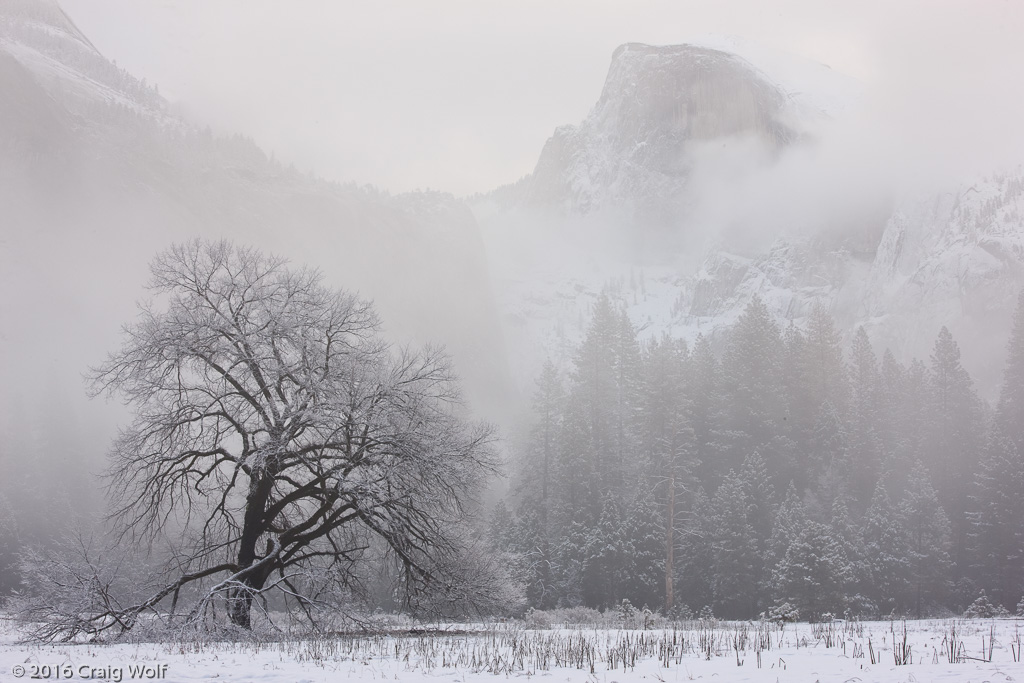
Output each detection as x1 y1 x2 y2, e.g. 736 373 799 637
61 1 1024 196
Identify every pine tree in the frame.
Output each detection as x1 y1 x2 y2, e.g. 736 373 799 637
799 306 852 489
614 307 644 483
967 431 1024 610
899 460 953 617
489 500 516 551
739 451 776 541
569 294 642 498
721 296 786 477
896 358 931 477
676 487 716 612
829 496 868 608
804 304 850 418
781 322 813 483
639 335 696 611
525 360 565 517
639 335 689 462
571 295 621 496
690 334 726 484
810 400 850 498
877 349 907 470
711 472 760 617
735 452 777 603
772 517 854 618
620 491 665 609
861 482 911 614
552 395 600 530
552 520 590 607
995 292 1024 452
848 327 883 503
763 484 807 583
508 502 556 609
583 494 625 608
925 327 984 569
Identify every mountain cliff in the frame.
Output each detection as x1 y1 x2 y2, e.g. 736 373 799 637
492 41 852 229
476 40 1023 396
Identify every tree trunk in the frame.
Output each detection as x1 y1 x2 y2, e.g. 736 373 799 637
665 472 675 612
227 578 260 629
228 473 275 629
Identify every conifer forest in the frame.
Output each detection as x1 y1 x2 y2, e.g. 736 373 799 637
492 293 1024 620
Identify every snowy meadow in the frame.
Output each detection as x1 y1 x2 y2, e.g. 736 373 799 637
1 615 1021 682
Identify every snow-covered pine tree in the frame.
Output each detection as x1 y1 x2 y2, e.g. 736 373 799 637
721 296 786 478
763 484 807 591
552 520 591 607
737 452 776 600
967 431 1024 611
571 294 622 499
887 357 931 485
502 501 556 609
582 494 626 608
676 487 716 613
689 334 726 485
829 496 868 608
711 472 760 617
995 291 1024 452
878 351 912 482
739 451 776 541
781 322 814 484
809 401 850 500
899 460 953 617
613 307 644 485
925 327 984 570
804 304 850 421
963 590 1008 618
861 481 911 614
639 334 696 611
525 360 565 521
771 517 854 619
551 394 600 529
619 491 665 609
569 294 642 499
848 327 883 503
639 335 691 468
878 349 904 433
488 500 517 552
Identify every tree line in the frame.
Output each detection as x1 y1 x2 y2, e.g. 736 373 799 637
491 293 1024 620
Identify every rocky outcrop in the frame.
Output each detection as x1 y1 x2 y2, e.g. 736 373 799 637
513 43 797 225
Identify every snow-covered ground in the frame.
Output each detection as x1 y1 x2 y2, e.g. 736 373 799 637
1 616 1020 682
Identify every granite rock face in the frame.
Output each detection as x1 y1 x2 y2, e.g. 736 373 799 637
477 41 1024 396
515 43 798 227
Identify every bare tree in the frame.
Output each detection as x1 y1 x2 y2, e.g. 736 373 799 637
25 240 498 638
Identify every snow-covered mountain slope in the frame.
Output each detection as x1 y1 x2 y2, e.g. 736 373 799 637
0 0 166 116
475 41 1023 397
491 42 857 228
668 169 1024 385
0 0 512 431
862 171 1024 387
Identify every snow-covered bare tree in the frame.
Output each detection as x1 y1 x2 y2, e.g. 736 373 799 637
22 240 499 638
